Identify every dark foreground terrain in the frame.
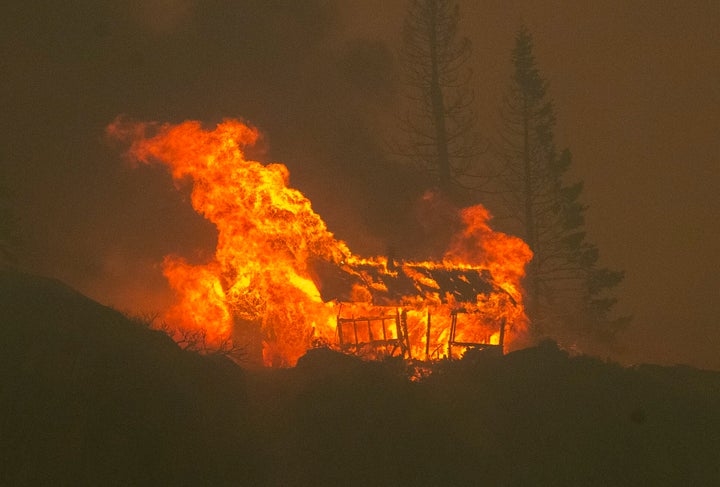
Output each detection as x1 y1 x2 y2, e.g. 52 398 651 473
1 268 719 486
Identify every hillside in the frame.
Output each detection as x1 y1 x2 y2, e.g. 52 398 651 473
0 268 263 485
1 268 718 486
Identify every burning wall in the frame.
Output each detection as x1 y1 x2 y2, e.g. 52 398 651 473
108 118 532 366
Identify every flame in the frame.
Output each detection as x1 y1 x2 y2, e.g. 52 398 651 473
108 118 532 366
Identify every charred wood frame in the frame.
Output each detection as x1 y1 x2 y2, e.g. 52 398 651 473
448 311 505 359
335 306 506 361
336 309 410 358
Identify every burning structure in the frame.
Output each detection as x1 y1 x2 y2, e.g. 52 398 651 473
310 257 516 361
108 118 532 366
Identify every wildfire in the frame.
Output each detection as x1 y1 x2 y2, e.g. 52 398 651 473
108 118 532 366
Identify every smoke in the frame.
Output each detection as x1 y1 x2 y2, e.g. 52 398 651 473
0 0 476 323
4 0 443 317
129 0 196 35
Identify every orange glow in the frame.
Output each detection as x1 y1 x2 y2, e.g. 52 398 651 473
108 118 532 366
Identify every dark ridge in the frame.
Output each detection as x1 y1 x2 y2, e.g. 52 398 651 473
2 268 719 486
0 268 265 485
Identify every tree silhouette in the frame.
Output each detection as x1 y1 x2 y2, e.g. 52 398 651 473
397 0 485 197
494 26 629 349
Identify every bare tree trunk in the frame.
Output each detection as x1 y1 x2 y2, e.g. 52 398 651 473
522 97 539 324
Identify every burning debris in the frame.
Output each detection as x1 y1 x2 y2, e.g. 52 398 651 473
108 118 532 366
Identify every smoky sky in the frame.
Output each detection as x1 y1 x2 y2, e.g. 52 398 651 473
2 1 718 370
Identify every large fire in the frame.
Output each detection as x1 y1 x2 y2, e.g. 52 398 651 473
108 118 532 366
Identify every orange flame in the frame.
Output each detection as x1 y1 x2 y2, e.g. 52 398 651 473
108 118 532 366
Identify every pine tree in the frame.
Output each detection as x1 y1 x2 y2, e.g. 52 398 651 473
398 0 485 196
495 26 629 349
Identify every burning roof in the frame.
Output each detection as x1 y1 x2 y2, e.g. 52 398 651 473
310 257 505 306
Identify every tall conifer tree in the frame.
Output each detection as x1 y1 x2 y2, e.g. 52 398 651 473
496 26 629 349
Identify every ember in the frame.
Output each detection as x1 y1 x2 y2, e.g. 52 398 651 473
108 118 532 366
